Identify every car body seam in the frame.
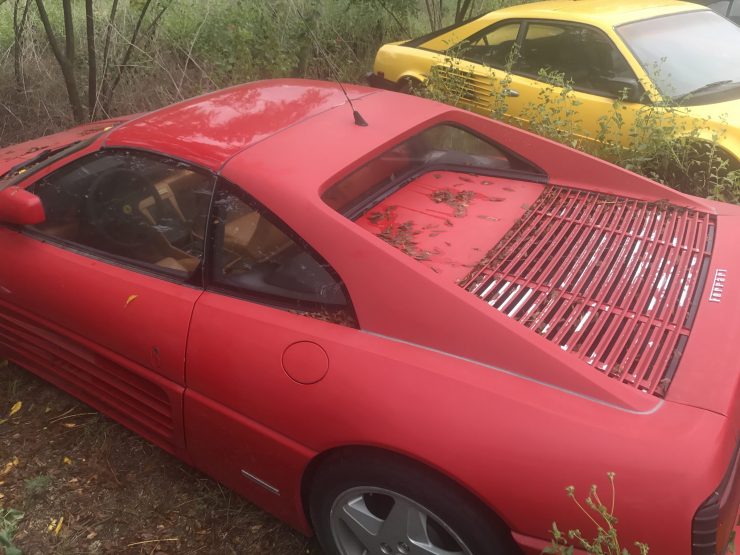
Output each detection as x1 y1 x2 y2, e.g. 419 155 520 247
362 330 664 415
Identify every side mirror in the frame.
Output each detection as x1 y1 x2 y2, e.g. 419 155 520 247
601 76 643 104
0 186 45 225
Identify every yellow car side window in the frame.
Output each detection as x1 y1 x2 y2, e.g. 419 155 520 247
519 22 637 98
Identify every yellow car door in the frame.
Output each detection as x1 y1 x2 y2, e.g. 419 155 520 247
429 19 645 149
506 20 645 148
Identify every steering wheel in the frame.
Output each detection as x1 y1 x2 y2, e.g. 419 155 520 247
85 168 165 250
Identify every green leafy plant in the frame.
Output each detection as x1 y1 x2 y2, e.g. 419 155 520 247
519 68 584 149
24 474 51 496
0 507 24 555
543 473 648 555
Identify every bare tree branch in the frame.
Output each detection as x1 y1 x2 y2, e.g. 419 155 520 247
102 0 154 112
373 0 411 36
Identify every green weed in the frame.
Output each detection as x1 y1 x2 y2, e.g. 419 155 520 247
543 473 649 555
24 474 51 497
0 507 24 555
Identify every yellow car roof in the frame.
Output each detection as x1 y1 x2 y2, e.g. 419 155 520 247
482 0 707 28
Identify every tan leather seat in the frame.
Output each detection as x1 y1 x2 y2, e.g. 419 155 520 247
224 211 260 251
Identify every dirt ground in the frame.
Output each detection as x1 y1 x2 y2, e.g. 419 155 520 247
0 362 323 555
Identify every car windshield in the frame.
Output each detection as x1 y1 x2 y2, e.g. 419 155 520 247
618 11 740 103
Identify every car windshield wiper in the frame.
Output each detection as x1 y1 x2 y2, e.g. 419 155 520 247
675 80 738 101
0 138 94 191
0 145 72 182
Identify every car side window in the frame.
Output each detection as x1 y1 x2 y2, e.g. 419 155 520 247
457 22 521 68
518 22 637 97
210 181 354 323
30 150 214 279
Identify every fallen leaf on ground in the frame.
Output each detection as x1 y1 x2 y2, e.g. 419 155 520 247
0 400 22 424
8 401 21 417
0 457 19 476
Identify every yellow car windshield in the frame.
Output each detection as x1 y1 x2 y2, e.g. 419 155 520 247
618 11 740 103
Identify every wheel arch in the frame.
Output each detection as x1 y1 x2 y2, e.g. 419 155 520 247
398 72 427 88
299 443 519 549
687 132 740 169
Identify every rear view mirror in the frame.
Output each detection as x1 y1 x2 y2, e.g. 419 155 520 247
0 186 45 225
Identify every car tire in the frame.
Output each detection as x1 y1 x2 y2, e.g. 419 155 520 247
398 77 425 95
309 451 519 555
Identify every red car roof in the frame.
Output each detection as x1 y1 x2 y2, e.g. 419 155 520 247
104 79 376 171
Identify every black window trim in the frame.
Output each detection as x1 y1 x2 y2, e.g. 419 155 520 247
205 178 358 327
21 147 217 288
325 121 548 220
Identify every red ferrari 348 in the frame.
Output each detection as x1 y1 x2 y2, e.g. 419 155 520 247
0 80 737 555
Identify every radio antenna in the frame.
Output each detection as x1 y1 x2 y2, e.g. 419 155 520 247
288 0 368 127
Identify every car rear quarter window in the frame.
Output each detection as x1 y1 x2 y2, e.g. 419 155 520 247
29 150 214 280
209 180 356 325
455 22 521 68
322 124 543 217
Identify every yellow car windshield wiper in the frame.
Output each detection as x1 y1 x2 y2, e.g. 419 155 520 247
676 79 738 101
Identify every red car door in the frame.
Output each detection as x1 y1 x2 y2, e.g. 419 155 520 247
184 179 359 527
0 149 214 457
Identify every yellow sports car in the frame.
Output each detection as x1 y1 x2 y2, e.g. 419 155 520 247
370 0 740 166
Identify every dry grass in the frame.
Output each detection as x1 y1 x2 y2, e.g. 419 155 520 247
0 362 323 555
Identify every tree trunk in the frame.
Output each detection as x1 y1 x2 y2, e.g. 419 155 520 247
455 0 475 24
85 0 97 118
96 0 119 119
35 0 85 123
12 0 32 93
